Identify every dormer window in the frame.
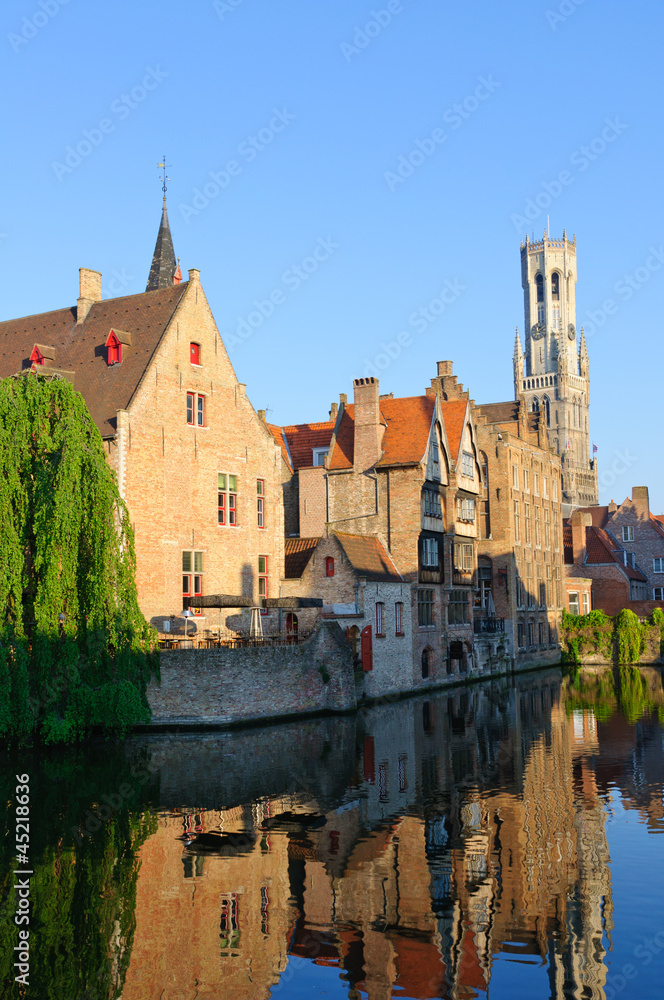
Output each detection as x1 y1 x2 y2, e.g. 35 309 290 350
106 332 122 365
30 343 55 367
105 329 131 366
190 342 201 365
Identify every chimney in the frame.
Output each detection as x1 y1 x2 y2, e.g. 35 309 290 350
257 409 266 422
329 401 338 421
339 393 347 406
437 360 453 377
631 486 650 520
76 268 102 324
353 377 382 471
571 510 592 565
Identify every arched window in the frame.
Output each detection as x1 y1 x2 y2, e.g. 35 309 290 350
532 396 539 413
536 274 544 302
542 395 551 427
421 647 432 679
551 272 560 300
325 557 335 577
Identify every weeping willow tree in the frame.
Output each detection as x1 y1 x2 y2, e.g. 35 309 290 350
0 372 158 742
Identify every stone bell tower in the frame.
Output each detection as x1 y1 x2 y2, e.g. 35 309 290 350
513 231 598 513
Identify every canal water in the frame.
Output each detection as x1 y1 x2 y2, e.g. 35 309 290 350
2 665 663 999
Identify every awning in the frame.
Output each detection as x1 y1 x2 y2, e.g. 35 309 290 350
183 594 253 609
262 597 324 609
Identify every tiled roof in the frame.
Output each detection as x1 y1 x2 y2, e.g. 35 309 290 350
586 527 647 581
267 423 293 471
571 505 610 528
282 421 335 470
563 524 573 564
440 399 467 462
651 513 664 539
284 537 319 579
474 400 519 424
334 532 402 582
0 283 188 436
328 396 435 470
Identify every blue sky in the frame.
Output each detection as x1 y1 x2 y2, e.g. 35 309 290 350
1 0 662 509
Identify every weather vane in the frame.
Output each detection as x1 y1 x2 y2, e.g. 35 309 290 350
158 155 171 201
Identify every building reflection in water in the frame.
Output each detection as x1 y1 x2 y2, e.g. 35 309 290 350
120 667 664 1000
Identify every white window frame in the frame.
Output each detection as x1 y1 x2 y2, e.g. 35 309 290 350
568 592 580 616
312 447 329 467
512 465 519 490
622 525 634 542
654 587 664 601
422 537 439 567
461 451 474 478
653 558 664 573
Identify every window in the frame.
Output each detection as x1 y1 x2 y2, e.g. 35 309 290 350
105 333 122 365
313 447 328 467
476 560 492 609
654 558 664 573
187 392 206 426
218 474 238 525
375 602 384 637
395 602 404 635
512 465 520 489
552 479 558 502
30 345 46 366
257 480 265 528
422 537 439 567
654 588 664 601
325 556 335 577
535 508 541 546
457 496 476 521
523 469 529 492
524 503 531 543
514 500 520 541
538 622 544 646
421 648 431 679
582 592 590 614
516 574 524 608
551 272 560 300
418 590 434 626
258 556 268 599
544 507 550 547
543 477 549 498
190 342 201 365
528 622 535 646
423 489 442 518
517 622 525 648
448 590 468 624
461 451 474 478
454 542 473 572
539 582 546 608
182 551 204 615
536 273 544 302
622 525 634 542
533 472 540 495
568 592 580 615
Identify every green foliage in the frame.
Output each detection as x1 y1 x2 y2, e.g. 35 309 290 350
618 665 650 723
0 372 157 743
560 608 613 662
614 609 644 664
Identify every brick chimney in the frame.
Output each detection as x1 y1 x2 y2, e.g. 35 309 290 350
329 401 338 421
631 486 650 520
77 268 102 324
571 510 592 565
430 360 469 401
353 377 383 471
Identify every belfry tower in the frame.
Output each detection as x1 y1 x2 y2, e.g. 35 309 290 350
513 231 598 513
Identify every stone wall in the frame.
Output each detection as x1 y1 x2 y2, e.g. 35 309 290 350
146 620 356 727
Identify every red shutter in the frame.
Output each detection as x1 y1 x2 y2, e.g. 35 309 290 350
361 625 373 672
363 736 375 783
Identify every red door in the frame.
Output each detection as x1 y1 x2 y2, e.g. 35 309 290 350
361 625 373 672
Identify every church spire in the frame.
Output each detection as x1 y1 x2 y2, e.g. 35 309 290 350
146 157 177 291
146 198 177 291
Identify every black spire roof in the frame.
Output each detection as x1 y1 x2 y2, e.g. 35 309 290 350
146 199 177 291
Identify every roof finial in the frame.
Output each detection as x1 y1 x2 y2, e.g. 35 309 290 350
158 154 171 204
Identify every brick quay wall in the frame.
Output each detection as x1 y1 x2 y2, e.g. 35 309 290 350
146 620 356 727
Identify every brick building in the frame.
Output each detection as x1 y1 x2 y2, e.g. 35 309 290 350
266 415 336 538
0 202 284 631
563 487 664 615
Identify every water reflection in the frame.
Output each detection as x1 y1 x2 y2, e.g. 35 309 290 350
2 667 663 999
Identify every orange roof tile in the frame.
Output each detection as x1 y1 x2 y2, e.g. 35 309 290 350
267 423 292 471
284 537 319 579
281 421 335 470
586 527 647 581
334 533 402 582
328 396 435 470
439 399 468 462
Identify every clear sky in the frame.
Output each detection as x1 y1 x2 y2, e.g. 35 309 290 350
1 0 662 509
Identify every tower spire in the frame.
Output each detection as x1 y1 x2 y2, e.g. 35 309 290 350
146 156 177 291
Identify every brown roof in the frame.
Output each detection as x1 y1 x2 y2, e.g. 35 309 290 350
0 283 189 436
284 538 319 579
475 400 519 424
328 396 435 471
333 533 402 582
563 524 573 564
439 399 467 462
571 505 610 528
586 527 647 581
281 422 335 470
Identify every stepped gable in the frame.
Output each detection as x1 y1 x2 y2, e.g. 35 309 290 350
0 283 188 436
329 395 435 470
